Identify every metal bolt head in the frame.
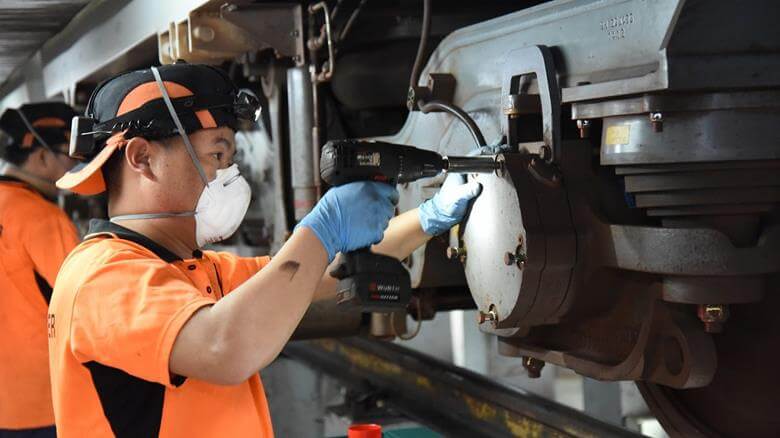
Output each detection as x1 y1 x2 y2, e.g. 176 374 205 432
447 247 466 260
406 87 417 111
290 30 300 37
698 304 729 333
650 112 664 132
478 309 498 325
505 244 527 269
503 94 521 117
576 119 591 138
192 26 216 43
522 356 545 378
504 252 516 266
495 154 506 177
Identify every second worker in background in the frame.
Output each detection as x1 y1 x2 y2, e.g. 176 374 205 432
0 103 81 438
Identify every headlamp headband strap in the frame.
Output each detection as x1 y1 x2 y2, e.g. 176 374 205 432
92 94 235 134
150 66 209 186
15 109 51 150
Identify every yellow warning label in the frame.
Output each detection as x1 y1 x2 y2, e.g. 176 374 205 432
605 125 630 145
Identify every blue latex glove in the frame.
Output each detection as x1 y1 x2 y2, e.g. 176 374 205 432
297 181 399 262
418 174 482 236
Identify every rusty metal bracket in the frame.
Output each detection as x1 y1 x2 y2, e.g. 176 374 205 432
407 73 457 111
501 45 561 163
499 295 717 389
158 2 304 66
221 3 304 65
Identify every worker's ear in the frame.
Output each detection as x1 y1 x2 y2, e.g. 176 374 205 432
124 137 156 181
30 147 47 167
38 148 65 179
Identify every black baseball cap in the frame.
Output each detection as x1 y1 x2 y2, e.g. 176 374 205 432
57 63 259 195
0 102 76 153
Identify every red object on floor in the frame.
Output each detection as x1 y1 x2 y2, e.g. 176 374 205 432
348 423 382 438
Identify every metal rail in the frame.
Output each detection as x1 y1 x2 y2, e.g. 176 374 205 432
283 337 642 438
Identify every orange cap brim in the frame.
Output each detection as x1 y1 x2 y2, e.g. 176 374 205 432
56 141 121 195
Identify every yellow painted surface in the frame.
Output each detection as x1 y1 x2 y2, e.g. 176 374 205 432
415 375 434 391
340 345 402 376
461 393 498 421
562 426 598 438
504 411 545 438
316 339 337 352
605 124 630 145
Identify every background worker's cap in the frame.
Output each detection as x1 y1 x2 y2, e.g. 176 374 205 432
57 63 260 195
0 102 77 152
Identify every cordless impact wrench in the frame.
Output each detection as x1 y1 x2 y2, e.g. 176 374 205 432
319 139 499 312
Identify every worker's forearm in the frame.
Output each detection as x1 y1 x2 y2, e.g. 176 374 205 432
312 208 432 302
313 256 340 302
170 227 328 384
372 208 431 260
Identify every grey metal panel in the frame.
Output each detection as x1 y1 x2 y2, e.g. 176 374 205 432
0 0 213 110
412 0 779 108
418 0 683 105
0 0 90 81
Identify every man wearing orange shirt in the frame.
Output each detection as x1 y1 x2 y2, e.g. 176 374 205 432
48 64 481 437
0 103 80 438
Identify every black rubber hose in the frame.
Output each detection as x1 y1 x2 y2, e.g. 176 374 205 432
409 0 432 89
419 100 487 147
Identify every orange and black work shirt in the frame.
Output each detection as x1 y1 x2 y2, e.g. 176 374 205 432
0 176 79 429
48 220 274 437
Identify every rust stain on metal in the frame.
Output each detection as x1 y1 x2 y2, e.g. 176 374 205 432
315 339 337 352
503 411 545 438
461 393 498 421
562 426 599 438
339 345 402 376
415 375 434 391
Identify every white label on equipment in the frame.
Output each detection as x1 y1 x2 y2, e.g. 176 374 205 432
357 152 381 166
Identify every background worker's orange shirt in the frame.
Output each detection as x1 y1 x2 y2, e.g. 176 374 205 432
0 177 79 429
48 220 274 438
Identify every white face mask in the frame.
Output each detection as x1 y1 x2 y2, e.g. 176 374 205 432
110 165 251 247
110 66 251 248
193 163 251 247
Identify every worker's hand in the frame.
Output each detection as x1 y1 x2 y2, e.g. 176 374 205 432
297 181 399 262
418 174 482 236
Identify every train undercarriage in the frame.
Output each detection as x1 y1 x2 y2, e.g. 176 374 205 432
1 0 778 436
